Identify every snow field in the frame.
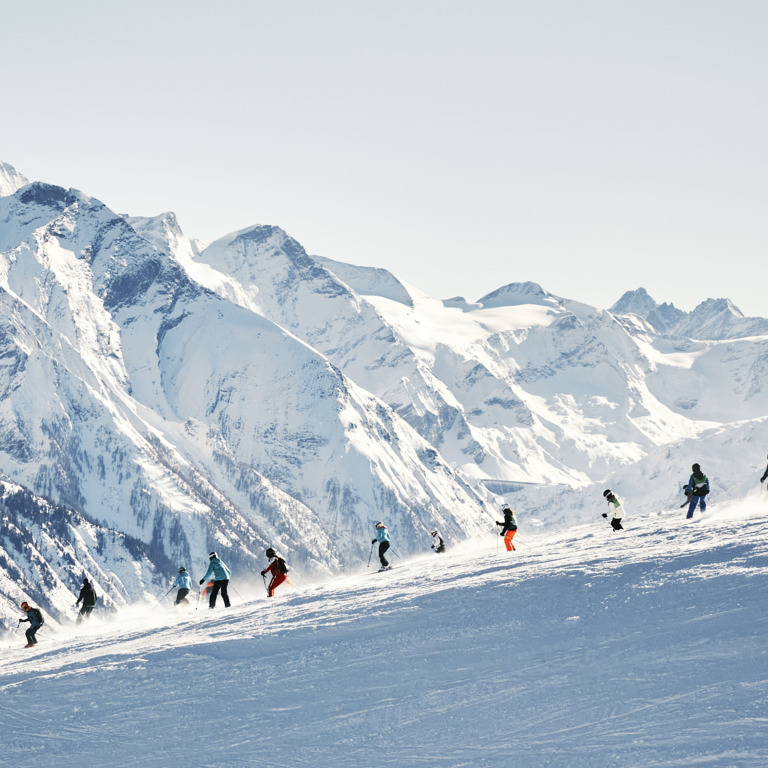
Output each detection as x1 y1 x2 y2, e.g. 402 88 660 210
1 499 767 767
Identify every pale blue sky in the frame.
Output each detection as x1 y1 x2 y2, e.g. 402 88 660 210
2 1 766 315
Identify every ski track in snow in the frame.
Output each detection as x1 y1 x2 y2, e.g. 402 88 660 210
1 501 767 768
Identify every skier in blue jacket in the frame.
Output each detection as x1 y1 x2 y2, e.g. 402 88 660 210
684 463 710 519
199 552 231 608
172 567 192 605
19 601 44 647
372 522 391 571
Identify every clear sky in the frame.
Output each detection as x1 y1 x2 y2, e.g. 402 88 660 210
2 1 766 315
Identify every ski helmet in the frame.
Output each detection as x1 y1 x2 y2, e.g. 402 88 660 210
178 567 186 573
431 529 438 536
374 521 384 528
603 489 612 498
209 551 217 560
266 547 276 558
692 463 700 472
20 601 29 610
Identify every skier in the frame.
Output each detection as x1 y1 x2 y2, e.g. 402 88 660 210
496 507 518 551
19 601 44 647
760 455 768 485
75 577 98 623
430 529 446 553
172 567 192 605
684 463 710 519
261 548 289 597
199 552 231 608
602 490 625 531
372 521 391 571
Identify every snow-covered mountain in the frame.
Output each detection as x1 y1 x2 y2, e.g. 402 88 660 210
1 160 767 626
612 286 768 339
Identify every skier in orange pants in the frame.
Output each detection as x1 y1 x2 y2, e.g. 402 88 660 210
496 507 518 551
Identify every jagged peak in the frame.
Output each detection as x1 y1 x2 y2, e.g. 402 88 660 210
127 211 184 243
690 297 744 319
0 161 29 197
610 288 660 316
14 181 90 211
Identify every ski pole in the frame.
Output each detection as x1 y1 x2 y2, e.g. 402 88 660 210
389 547 401 560
8 622 20 648
230 584 246 604
195 589 201 610
262 573 268 594
367 541 375 567
159 586 175 603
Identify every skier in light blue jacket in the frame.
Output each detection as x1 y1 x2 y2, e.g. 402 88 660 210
199 552 231 608
172 567 192 605
371 522 391 571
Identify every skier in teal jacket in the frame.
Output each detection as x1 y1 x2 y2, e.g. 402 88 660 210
172 567 192 605
372 522 391 570
199 552 231 608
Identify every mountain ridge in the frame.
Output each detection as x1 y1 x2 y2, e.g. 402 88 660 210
1 161 767 625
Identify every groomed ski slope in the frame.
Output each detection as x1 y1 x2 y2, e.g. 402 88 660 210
2 499 767 768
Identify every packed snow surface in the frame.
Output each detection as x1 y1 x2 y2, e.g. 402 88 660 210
2 497 767 767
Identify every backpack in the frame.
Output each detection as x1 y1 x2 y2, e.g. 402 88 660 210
31 607 44 625
277 557 289 575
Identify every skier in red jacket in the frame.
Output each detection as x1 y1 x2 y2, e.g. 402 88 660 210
261 548 289 597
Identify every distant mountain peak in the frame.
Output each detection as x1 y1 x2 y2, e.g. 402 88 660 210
610 288 661 316
691 297 744 319
611 288 766 339
478 281 559 309
0 161 29 197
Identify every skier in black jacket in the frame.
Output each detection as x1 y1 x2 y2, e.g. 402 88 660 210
496 507 518 551
760 455 768 485
75 577 98 623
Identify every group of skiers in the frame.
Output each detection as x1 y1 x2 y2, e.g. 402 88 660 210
169 548 290 609
13 577 97 648
12 456 764 648
369 522 446 571
601 461 714 531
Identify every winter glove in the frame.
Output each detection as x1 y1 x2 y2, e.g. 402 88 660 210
495 521 502 526
260 570 266 576
371 538 376 544
199 579 204 585
602 513 608 518
499 531 505 537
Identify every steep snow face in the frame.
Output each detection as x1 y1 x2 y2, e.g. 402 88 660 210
0 177 497 619
0 161 28 197
313 254 414 306
156 216 768 495
192 226 486 467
